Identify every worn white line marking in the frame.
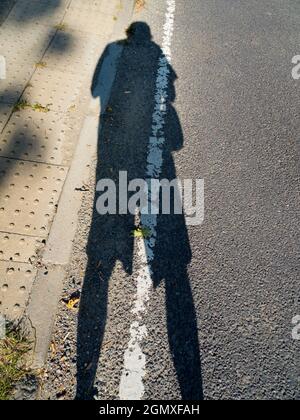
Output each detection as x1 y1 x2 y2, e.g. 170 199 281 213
119 0 176 400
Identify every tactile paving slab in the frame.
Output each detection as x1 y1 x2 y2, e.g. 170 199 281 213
0 0 16 25
6 0 69 27
0 25 56 63
0 232 43 263
0 109 76 165
0 0 121 322
0 103 12 132
0 25 56 104
22 68 88 113
0 157 67 237
0 261 36 320
69 0 119 17
0 64 34 104
63 7 116 36
43 31 107 76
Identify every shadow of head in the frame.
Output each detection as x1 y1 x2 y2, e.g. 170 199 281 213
125 21 176 103
126 21 152 43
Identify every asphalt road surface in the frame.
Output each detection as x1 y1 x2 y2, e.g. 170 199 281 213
146 0 300 400
45 0 300 400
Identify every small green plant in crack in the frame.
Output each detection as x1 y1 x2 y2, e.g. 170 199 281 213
0 325 32 400
13 101 51 113
132 226 152 239
31 103 52 113
54 23 67 31
13 100 31 112
35 61 47 69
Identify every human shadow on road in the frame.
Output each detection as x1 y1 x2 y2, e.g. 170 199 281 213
76 22 203 401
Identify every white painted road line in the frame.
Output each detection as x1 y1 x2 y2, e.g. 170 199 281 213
119 0 176 401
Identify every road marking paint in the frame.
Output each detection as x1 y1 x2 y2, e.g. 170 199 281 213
119 0 176 400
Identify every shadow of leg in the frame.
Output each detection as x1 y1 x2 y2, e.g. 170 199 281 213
165 269 203 400
76 260 113 400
